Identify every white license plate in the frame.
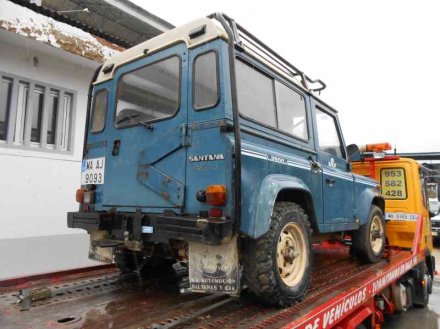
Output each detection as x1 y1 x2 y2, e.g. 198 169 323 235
81 157 105 185
433 231 438 236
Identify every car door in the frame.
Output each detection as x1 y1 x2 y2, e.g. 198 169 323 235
85 43 189 211
314 103 354 227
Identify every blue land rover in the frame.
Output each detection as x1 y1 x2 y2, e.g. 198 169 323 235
68 13 385 307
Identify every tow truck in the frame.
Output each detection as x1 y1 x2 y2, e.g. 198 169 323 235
0 217 432 329
0 142 436 329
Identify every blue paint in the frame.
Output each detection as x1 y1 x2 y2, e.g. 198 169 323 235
83 37 382 240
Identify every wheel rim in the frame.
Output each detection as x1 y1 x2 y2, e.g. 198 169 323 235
370 215 384 254
276 222 307 287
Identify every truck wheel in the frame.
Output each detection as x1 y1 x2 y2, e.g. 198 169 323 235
413 274 429 308
414 267 430 308
242 202 312 307
352 205 385 263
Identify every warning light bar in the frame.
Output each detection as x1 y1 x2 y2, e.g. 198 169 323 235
361 143 392 153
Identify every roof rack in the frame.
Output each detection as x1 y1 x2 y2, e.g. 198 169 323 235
208 13 326 93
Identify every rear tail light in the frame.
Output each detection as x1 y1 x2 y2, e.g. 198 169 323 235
76 188 86 203
83 191 94 204
76 188 94 204
209 208 223 218
206 185 227 206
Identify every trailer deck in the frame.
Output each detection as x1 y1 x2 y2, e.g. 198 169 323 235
0 243 425 329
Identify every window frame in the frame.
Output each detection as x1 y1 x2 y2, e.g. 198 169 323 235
314 105 346 159
114 55 182 130
234 55 310 143
0 77 13 141
0 70 76 154
90 87 109 134
192 50 220 111
274 80 309 142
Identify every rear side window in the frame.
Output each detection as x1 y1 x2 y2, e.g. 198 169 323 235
275 81 308 140
235 59 276 127
315 107 344 157
116 56 180 128
193 52 219 109
381 168 407 200
91 89 108 133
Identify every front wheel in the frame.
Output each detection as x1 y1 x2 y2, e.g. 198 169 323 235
242 202 312 307
352 205 386 263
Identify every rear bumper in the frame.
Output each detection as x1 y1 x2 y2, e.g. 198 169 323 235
67 211 233 245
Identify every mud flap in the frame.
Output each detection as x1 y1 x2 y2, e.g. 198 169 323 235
189 236 240 294
88 231 115 263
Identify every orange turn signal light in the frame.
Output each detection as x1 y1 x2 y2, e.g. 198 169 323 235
76 188 87 203
206 185 227 206
362 142 392 153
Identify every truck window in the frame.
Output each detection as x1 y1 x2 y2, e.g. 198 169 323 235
193 52 219 110
380 168 407 200
115 56 180 128
91 89 108 133
315 107 344 157
275 81 308 140
235 59 276 127
419 169 429 208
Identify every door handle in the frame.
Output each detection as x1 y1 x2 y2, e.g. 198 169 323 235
326 178 336 185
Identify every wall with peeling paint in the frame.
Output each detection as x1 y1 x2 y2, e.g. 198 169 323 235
0 29 98 240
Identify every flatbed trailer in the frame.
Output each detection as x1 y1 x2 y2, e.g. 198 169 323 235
0 217 431 329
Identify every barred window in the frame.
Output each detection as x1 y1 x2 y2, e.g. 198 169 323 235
0 72 74 152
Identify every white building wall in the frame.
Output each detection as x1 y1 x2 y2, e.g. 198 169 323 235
0 31 98 240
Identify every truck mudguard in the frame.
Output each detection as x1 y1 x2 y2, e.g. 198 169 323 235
245 174 312 239
355 182 383 223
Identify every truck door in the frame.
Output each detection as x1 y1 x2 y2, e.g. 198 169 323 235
314 104 354 227
85 43 188 211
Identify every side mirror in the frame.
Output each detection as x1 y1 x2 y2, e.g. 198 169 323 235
347 144 362 162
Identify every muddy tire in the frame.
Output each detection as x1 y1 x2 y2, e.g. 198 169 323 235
352 205 385 263
242 202 312 307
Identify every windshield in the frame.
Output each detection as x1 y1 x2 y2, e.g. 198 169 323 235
115 56 180 128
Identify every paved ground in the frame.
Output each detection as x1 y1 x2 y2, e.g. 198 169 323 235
0 233 98 280
2 235 440 327
383 242 440 328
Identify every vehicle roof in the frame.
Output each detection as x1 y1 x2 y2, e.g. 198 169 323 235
93 14 339 115
94 17 228 84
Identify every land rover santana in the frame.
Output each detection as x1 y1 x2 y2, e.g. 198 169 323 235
68 13 385 307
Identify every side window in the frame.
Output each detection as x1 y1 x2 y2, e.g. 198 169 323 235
91 89 108 133
275 81 308 140
235 59 276 127
0 77 12 140
193 52 219 110
420 170 429 208
315 107 344 157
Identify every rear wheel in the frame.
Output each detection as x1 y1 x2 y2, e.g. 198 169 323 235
352 205 385 263
242 202 312 307
413 265 430 308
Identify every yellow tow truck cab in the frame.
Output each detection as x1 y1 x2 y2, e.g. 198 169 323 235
351 143 433 253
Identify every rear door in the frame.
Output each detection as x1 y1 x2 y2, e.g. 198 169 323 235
85 43 188 211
